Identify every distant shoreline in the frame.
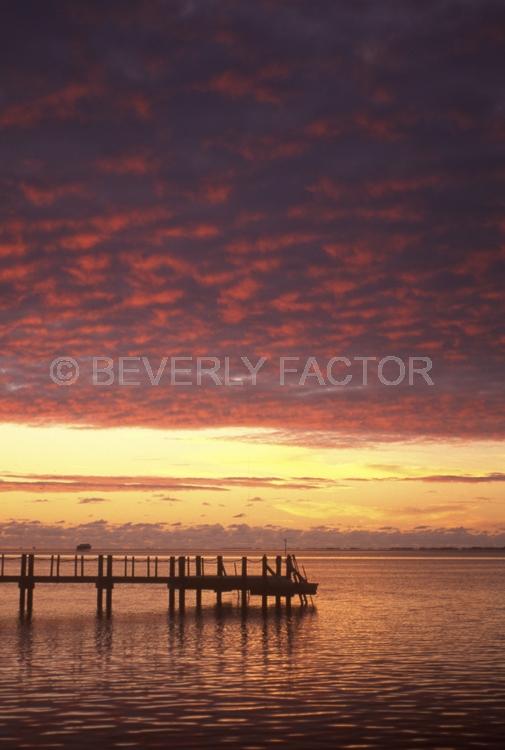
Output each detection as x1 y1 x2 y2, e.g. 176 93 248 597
2 546 505 554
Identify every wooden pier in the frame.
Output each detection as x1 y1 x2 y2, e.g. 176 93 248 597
0 553 318 619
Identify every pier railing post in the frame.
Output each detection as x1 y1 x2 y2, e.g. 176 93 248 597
96 555 104 615
178 555 186 612
105 555 113 617
195 556 202 610
262 555 268 612
241 556 248 611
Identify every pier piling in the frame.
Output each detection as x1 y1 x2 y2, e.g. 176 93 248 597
216 555 224 608
168 556 175 613
26 554 34 618
262 555 268 612
241 556 248 611
195 555 202 610
105 555 113 617
18 554 27 618
178 555 186 612
96 555 104 615
275 555 282 609
285 555 293 611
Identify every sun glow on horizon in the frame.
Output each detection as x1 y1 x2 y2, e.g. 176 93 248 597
0 423 503 534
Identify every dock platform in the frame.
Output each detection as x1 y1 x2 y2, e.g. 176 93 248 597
0 553 318 618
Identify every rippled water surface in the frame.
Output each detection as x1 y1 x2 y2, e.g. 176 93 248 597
1 552 505 749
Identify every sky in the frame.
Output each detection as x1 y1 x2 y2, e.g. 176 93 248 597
0 0 504 548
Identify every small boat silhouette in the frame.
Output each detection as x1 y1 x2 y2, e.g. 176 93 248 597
76 543 92 551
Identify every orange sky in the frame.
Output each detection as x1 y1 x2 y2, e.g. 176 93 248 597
1 423 504 547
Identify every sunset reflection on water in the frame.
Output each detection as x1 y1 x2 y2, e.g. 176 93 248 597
1 553 504 749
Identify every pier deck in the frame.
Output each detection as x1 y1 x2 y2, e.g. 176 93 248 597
0 553 318 618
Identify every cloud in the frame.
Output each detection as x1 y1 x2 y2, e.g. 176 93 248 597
96 153 158 175
1 519 505 550
0 0 504 446
148 495 181 503
0 472 339 493
404 473 505 484
398 504 470 515
78 497 108 504
203 67 287 105
343 473 505 484
21 182 87 206
367 464 404 472
0 81 102 128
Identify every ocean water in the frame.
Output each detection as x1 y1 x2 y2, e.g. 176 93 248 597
0 551 504 749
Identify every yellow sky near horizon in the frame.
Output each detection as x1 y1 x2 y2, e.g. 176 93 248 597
0 423 504 532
